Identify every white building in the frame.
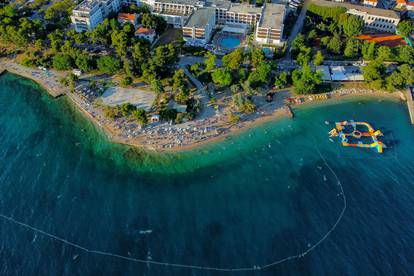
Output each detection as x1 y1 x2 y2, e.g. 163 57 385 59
135 27 157 42
71 0 121 32
363 0 378 7
313 0 400 33
182 8 216 45
255 3 285 46
152 0 201 28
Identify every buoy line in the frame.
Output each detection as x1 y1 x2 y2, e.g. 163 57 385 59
0 146 347 272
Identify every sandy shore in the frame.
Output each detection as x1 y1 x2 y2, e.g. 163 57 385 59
0 59 68 97
0 60 406 153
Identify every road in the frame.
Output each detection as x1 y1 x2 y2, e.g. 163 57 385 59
284 0 312 61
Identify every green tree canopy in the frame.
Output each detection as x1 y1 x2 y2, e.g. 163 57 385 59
340 14 364 37
211 68 232 86
97 56 121 75
222 48 244 71
52 54 73 70
397 20 413 37
362 60 385 89
313 50 324 66
291 63 322 94
344 39 361 59
327 34 342 54
204 52 216 71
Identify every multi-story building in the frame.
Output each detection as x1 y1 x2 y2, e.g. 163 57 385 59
255 3 285 46
182 8 216 45
313 0 400 33
224 4 262 25
71 0 121 32
152 0 201 28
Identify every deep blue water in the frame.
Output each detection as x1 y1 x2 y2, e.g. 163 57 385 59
0 73 414 275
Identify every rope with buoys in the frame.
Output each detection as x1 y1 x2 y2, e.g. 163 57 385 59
0 145 346 272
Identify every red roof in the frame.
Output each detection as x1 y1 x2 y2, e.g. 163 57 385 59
136 27 156 36
118 13 137 22
357 34 407 47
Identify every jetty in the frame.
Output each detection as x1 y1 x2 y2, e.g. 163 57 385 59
285 105 294 118
407 88 414 124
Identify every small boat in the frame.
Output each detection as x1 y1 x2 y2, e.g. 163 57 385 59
325 120 330 125
139 229 152 235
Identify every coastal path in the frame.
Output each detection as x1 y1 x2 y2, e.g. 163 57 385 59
284 0 312 61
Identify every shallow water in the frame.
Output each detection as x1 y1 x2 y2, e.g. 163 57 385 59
0 73 413 275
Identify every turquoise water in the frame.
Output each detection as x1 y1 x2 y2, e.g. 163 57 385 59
219 37 241 49
0 73 414 275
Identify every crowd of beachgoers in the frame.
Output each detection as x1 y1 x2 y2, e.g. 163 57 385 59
0 60 404 152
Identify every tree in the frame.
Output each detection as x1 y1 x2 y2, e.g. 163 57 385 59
307 29 318 43
340 14 364 37
111 30 128 57
204 52 216 71
397 20 413 37
398 64 414 85
247 62 271 87
97 56 121 75
377 46 392 61
52 54 73 70
291 33 306 57
274 71 289 89
222 48 244 70
327 34 342 54
152 44 178 74
308 4 347 20
230 84 240 94
386 71 405 91
250 48 265 68
120 75 133 87
211 68 232 86
313 50 324 66
131 108 148 125
151 79 164 94
132 42 150 74
362 41 376 60
44 0 74 26
397 46 414 64
291 63 322 94
362 60 385 89
75 53 93 72
296 46 312 65
344 39 360 59
172 69 186 92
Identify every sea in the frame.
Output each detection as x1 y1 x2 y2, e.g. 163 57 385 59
0 73 413 275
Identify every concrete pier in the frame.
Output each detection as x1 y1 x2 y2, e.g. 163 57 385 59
407 88 414 124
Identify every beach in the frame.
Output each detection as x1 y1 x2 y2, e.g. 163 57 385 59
0 60 407 152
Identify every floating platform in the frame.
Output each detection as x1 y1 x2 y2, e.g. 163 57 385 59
329 121 384 153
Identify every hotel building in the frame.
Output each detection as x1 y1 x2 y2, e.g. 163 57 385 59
255 3 286 46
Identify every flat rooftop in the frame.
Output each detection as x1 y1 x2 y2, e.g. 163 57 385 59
73 0 100 12
204 0 231 10
155 0 203 6
184 8 215 28
259 3 285 29
228 3 262 14
312 0 400 19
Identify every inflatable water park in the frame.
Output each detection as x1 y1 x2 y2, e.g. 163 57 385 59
329 121 385 153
